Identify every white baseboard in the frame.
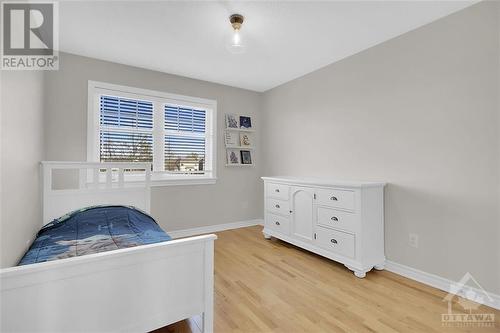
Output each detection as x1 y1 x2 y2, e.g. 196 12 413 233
385 260 500 310
168 219 264 239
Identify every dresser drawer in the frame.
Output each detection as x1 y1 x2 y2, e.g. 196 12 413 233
315 188 355 211
315 227 355 258
266 183 289 200
316 207 358 232
267 198 290 216
266 213 290 235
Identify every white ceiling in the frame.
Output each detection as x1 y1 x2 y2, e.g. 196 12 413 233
59 1 476 92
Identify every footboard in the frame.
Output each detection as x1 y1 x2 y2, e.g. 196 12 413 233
0 234 216 333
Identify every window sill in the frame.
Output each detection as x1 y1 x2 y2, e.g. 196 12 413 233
94 172 216 187
150 177 217 187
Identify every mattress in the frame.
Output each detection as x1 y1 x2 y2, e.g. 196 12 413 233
18 206 171 265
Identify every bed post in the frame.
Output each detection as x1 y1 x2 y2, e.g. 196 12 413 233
203 240 215 333
41 162 52 226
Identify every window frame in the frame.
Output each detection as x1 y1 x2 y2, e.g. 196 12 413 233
87 80 217 186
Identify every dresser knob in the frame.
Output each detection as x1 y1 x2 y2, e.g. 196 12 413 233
330 196 338 201
331 239 338 244
331 216 338 221
275 204 280 208
275 221 280 226
275 189 280 193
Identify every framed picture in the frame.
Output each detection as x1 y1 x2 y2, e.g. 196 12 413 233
239 116 252 129
227 149 240 164
239 133 252 147
240 150 252 164
225 131 239 146
225 114 239 129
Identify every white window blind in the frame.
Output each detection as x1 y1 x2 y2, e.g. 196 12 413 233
90 81 216 184
164 105 207 174
99 95 153 163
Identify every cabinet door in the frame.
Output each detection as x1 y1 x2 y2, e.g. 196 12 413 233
291 186 315 242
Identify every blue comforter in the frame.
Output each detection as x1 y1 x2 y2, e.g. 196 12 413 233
19 206 171 265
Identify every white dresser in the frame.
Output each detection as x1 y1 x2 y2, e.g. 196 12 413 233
262 176 386 278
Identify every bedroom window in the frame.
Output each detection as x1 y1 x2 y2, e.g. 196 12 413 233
88 81 217 185
164 105 207 174
99 95 154 164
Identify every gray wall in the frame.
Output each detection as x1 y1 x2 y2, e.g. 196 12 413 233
497 0 500 293
1 71 45 267
44 52 263 232
262 2 500 294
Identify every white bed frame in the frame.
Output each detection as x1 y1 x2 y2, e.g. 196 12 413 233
0 162 216 333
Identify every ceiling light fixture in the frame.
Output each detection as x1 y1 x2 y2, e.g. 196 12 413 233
227 14 246 54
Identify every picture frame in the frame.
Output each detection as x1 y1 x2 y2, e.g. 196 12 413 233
225 114 239 129
240 150 252 165
227 149 241 164
239 116 252 129
225 131 239 146
239 133 252 147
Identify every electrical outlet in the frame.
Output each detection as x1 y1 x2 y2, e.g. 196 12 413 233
409 233 419 248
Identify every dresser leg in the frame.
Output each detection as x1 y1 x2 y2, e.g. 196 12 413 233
374 263 385 271
354 270 367 278
263 232 272 240
345 265 368 278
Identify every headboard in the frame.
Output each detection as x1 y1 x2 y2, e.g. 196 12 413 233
41 161 152 225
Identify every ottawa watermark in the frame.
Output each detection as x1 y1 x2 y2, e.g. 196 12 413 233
1 1 59 70
442 272 495 328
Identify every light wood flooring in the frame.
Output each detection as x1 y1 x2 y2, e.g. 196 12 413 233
154 226 499 333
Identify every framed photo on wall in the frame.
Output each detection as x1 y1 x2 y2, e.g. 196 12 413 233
227 149 241 164
239 116 252 129
225 131 239 146
225 114 239 129
240 150 252 165
239 133 252 147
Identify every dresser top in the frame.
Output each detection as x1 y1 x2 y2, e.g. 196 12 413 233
261 176 386 188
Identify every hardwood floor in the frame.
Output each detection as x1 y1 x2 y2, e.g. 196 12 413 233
155 226 499 333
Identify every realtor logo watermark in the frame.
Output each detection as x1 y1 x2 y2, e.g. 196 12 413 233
442 272 495 328
1 1 59 70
